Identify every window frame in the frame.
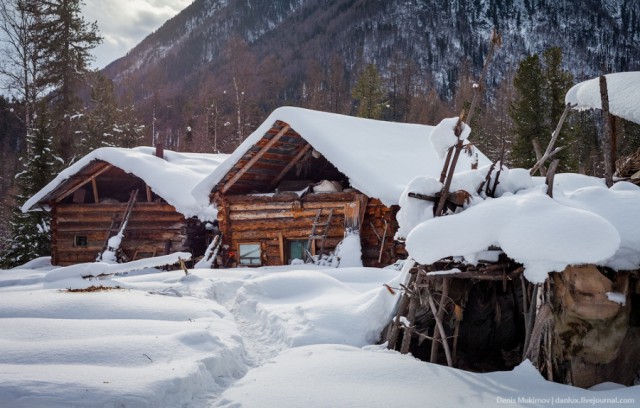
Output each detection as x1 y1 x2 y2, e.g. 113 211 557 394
74 235 88 247
238 242 262 266
286 238 310 264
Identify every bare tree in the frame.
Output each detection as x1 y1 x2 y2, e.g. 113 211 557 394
0 0 44 150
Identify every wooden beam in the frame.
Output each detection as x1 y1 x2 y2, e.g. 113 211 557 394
599 75 615 187
271 143 312 189
55 163 113 203
146 184 153 202
221 125 290 194
91 179 99 203
278 232 284 264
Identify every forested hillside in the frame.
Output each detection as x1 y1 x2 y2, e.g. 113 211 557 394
101 0 640 153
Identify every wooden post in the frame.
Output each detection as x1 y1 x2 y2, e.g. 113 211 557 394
599 75 614 187
386 270 417 350
530 103 573 176
430 277 450 363
400 271 424 354
435 29 500 213
466 28 501 126
425 285 453 367
522 283 539 360
435 141 463 216
545 159 560 198
278 232 284 264
532 139 546 176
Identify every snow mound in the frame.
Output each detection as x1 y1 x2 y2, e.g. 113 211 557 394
0 279 246 407
213 345 640 408
231 269 400 349
406 190 621 283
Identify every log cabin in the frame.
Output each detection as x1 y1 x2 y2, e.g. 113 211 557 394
194 107 488 268
22 146 228 266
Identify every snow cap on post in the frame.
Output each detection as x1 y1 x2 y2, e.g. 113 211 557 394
430 117 471 160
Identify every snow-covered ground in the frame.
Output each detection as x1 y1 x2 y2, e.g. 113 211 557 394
1 259 638 407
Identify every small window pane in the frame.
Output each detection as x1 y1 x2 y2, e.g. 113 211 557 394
74 235 88 247
239 243 261 265
288 239 308 264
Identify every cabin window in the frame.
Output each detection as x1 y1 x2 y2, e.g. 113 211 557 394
74 235 88 247
238 243 261 266
287 239 309 264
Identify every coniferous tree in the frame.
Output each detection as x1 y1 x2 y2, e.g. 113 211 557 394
37 0 101 162
510 48 574 170
352 63 386 119
76 72 144 154
0 111 57 267
510 54 546 168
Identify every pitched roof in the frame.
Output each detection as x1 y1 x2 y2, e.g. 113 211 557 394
23 146 229 220
194 107 489 207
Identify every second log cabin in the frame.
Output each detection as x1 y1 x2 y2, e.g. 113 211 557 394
195 107 488 267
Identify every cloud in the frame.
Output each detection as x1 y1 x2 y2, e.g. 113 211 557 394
82 0 193 69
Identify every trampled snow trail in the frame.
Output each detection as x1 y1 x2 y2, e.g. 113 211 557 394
201 276 290 405
230 314 286 367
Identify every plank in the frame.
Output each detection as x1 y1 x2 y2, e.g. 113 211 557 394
55 163 113 203
221 124 291 194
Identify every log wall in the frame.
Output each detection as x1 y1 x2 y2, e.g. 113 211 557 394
51 202 188 266
216 192 401 267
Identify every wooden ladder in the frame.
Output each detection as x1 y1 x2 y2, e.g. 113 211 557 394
305 208 333 260
98 189 138 259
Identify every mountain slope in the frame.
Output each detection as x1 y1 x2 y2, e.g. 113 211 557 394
102 0 640 150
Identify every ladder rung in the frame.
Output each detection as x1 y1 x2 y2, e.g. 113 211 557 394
309 235 325 239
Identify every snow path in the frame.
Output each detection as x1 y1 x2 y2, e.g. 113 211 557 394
229 314 285 367
196 266 401 405
190 270 289 405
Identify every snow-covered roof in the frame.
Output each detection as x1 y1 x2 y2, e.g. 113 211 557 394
565 71 640 124
23 146 229 220
194 107 490 207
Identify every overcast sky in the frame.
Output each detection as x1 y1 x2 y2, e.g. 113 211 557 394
82 0 193 69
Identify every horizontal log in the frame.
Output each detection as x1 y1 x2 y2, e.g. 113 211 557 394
56 212 184 222
229 208 347 221
223 192 358 204
54 234 183 247
55 221 185 232
56 229 183 239
232 228 345 241
56 203 178 213
227 200 354 212
229 216 344 232
420 268 522 281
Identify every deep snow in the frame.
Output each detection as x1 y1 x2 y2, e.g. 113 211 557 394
0 260 638 407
